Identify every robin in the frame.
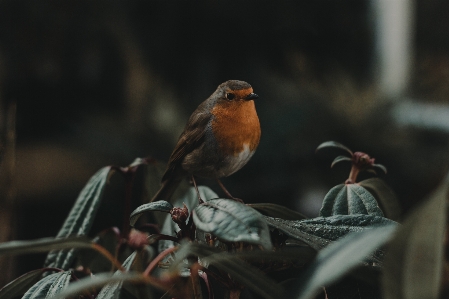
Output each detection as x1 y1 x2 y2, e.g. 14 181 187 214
151 80 260 202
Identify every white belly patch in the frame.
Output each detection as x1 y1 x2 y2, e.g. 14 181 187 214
218 143 255 177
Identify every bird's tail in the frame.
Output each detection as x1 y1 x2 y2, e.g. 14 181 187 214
150 177 182 202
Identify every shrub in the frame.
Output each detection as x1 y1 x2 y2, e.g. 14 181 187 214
0 141 447 299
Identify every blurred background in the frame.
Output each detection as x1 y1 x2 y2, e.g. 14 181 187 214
1 0 449 282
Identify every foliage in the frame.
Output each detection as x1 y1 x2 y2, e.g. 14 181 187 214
0 142 447 299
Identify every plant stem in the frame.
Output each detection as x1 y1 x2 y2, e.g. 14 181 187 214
191 263 203 299
91 243 125 272
346 166 360 184
143 246 178 276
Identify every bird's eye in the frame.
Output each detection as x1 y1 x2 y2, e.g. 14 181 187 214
226 93 235 100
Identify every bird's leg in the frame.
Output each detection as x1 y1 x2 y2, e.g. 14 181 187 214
216 179 244 203
191 175 204 204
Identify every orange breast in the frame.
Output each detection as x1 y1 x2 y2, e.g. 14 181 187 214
211 99 261 156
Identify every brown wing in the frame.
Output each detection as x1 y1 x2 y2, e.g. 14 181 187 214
161 101 212 182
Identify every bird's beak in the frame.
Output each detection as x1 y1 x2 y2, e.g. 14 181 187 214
245 93 259 100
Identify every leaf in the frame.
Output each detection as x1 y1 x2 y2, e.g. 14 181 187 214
96 252 138 299
130 201 174 227
382 179 448 299
21 271 72 299
203 253 283 299
316 141 353 155
373 163 387 174
53 273 146 299
247 203 307 220
264 215 396 252
359 178 401 221
292 225 396 299
193 198 273 250
0 269 48 299
0 236 91 256
44 167 113 270
168 242 282 299
231 247 317 264
319 184 384 217
78 228 120 274
331 156 352 168
158 186 218 256
43 271 72 298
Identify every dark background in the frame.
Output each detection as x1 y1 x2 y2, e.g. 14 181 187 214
1 0 449 282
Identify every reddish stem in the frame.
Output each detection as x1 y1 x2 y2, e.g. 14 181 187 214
91 243 125 272
191 263 203 299
143 246 178 276
345 166 360 184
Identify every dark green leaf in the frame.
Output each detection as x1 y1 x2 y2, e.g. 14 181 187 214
168 242 283 299
359 178 401 221
158 186 218 255
41 271 72 298
130 201 173 227
230 246 316 265
203 253 283 299
96 252 138 299
373 163 387 174
319 184 344 217
382 179 448 299
316 141 353 155
0 236 91 256
193 198 273 250
53 273 145 299
0 269 48 299
168 241 219 272
21 271 72 299
324 275 382 299
265 215 396 252
78 228 120 273
331 156 352 168
247 203 307 220
44 167 113 270
319 184 384 217
292 225 396 299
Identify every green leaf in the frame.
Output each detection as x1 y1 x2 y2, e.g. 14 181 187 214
203 253 283 299
265 215 396 252
358 178 401 221
0 269 48 299
316 141 353 155
168 242 283 299
231 247 317 264
42 271 72 298
96 252 138 299
293 225 396 299
331 156 352 168
21 271 72 299
158 186 218 255
247 203 307 220
373 163 387 174
53 273 146 299
193 198 273 250
130 201 173 227
0 236 91 256
382 179 448 299
78 228 120 273
44 167 113 270
319 184 384 217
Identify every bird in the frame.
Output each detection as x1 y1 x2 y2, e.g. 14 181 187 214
150 80 261 203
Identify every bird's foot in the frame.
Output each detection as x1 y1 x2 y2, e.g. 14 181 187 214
216 179 245 204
